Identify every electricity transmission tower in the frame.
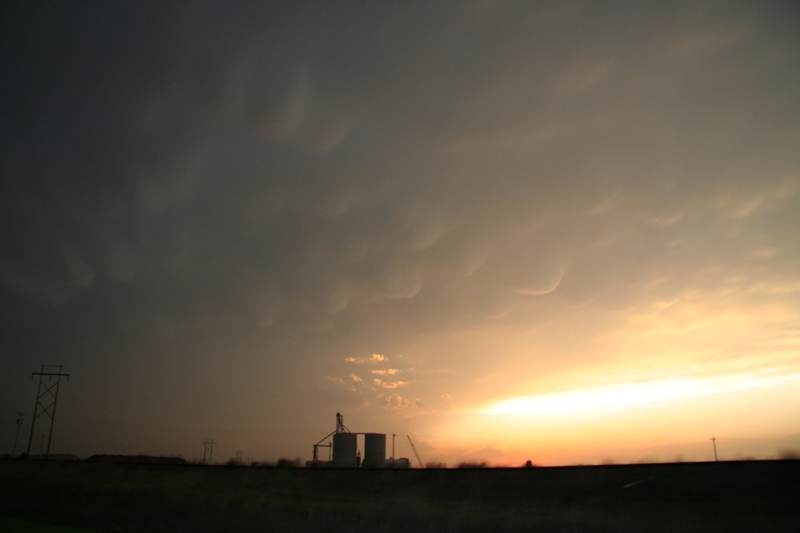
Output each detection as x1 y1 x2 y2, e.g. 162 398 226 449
203 439 215 464
27 365 70 457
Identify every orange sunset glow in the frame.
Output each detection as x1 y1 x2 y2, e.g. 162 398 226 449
2 1 799 468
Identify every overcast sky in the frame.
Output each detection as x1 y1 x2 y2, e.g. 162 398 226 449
2 0 799 466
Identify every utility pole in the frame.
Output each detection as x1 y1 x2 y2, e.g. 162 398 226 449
711 437 718 462
392 433 396 460
203 439 215 464
27 365 70 457
13 412 25 456
235 450 243 465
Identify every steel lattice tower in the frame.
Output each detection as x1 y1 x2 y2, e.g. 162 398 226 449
26 365 70 457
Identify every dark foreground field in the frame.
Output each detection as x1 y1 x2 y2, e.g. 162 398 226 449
1 459 798 532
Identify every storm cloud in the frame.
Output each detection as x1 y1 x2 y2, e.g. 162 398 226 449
2 0 799 464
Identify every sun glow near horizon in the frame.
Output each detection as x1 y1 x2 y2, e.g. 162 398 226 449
478 371 800 416
414 370 800 467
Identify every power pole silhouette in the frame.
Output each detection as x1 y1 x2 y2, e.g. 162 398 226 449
710 437 718 462
203 439 215 464
235 450 243 465
27 365 70 457
13 412 25 456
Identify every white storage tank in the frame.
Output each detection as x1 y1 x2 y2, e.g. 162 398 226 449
362 433 386 468
332 433 357 468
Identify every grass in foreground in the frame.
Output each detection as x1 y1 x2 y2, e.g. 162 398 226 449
1 459 798 532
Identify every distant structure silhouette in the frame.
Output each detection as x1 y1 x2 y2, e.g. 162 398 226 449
203 439 215 464
307 413 407 468
27 365 70 457
407 435 426 468
13 412 25 455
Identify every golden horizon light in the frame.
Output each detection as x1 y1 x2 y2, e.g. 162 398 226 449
478 372 800 416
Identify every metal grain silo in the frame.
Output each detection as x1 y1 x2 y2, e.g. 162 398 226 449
332 433 357 468
362 433 386 468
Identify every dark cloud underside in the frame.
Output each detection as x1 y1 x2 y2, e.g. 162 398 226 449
2 0 799 461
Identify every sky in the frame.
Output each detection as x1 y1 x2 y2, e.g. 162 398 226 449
2 0 800 467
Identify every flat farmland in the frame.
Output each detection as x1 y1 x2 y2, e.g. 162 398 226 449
1 459 798 532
